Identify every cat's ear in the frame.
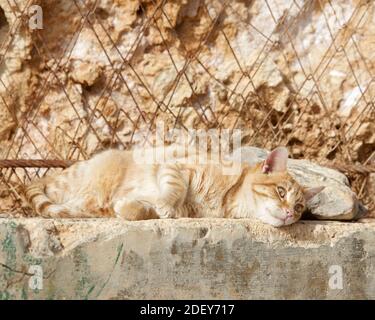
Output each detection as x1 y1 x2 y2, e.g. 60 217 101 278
303 186 325 201
262 147 288 174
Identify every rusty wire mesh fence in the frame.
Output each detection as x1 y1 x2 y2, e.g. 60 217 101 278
0 0 374 216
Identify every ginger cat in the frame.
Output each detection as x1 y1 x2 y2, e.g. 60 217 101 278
25 147 324 227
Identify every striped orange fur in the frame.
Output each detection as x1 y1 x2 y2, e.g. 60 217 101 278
25 147 323 227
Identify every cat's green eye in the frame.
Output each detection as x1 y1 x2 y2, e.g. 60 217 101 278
294 204 304 213
277 186 286 198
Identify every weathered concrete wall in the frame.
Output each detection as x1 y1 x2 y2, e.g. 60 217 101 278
0 218 375 299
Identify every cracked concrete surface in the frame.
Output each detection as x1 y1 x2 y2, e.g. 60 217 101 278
0 218 375 299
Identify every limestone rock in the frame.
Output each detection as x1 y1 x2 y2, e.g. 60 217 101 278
368 173 375 217
231 147 366 220
0 0 374 161
0 0 374 214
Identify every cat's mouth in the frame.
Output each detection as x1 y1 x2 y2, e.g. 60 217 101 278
270 212 296 226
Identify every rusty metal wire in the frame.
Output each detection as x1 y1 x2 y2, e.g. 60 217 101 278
0 160 74 168
0 0 374 215
1 159 374 175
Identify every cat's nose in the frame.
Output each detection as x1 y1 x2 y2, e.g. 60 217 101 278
285 209 294 218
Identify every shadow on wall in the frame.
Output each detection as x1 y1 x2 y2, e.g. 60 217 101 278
0 7 9 44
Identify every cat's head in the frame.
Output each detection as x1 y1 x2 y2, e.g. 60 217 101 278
251 147 324 227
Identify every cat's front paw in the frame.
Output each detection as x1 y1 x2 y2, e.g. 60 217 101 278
113 199 148 220
155 204 175 219
113 199 123 217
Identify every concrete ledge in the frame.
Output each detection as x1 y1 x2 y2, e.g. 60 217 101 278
0 218 375 299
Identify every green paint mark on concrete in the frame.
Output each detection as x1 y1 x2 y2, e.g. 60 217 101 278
0 291 11 300
78 277 91 300
2 233 15 255
86 285 96 299
2 231 16 278
21 286 28 300
23 255 42 266
32 288 41 295
115 243 124 265
7 221 17 230
73 248 95 299
95 243 124 299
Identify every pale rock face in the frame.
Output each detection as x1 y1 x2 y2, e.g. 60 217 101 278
0 0 373 159
368 174 375 212
0 0 374 214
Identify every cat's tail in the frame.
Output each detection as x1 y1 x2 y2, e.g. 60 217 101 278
25 178 69 218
